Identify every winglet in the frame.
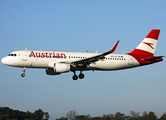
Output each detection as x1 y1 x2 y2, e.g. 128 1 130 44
110 40 119 52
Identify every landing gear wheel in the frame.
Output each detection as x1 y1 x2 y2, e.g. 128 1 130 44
79 73 84 79
21 74 25 77
72 75 78 80
21 67 26 77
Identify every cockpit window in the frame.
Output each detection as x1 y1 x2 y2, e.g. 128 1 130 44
8 54 17 56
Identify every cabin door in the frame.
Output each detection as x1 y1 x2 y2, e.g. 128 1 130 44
22 51 27 61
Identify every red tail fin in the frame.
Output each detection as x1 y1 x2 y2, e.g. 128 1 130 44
129 29 160 56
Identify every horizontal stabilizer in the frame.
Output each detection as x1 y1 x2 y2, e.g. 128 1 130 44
142 56 164 61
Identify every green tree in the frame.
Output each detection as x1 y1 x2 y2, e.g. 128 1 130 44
90 116 103 120
76 115 90 120
148 112 157 120
114 112 125 120
67 110 77 120
103 114 114 120
56 117 68 120
44 112 50 120
33 109 45 120
130 111 140 120
160 112 166 120
0 106 49 120
142 111 148 120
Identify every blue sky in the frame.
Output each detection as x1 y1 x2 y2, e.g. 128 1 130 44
0 0 166 119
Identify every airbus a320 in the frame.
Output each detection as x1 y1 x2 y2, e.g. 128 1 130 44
1 29 164 80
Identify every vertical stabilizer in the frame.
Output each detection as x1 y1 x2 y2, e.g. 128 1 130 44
129 29 160 56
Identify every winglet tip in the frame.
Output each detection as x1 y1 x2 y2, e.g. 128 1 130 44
111 40 119 52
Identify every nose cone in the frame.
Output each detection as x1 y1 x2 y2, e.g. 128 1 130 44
1 57 7 64
1 57 10 65
1 56 17 66
1 58 6 64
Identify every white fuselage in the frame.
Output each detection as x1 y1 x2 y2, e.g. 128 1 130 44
1 29 163 80
2 50 140 71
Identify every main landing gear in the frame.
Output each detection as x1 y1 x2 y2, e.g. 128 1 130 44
21 67 26 77
72 71 85 80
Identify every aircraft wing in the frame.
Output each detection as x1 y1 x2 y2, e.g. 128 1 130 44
65 41 119 66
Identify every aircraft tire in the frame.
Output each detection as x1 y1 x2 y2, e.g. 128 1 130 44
79 73 84 79
72 75 78 80
21 74 25 77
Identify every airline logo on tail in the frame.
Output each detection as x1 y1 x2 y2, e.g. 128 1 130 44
143 42 154 49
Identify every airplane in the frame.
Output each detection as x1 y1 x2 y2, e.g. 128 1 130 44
1 29 164 80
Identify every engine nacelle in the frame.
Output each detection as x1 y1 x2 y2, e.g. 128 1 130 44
46 68 61 75
54 63 70 73
46 63 70 75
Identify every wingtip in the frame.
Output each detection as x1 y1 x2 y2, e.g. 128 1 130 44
111 40 119 52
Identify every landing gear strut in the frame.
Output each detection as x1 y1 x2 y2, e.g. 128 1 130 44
72 71 78 80
21 67 26 77
72 71 85 80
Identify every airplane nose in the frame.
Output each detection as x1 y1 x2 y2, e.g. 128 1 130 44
1 57 6 64
1 57 17 66
1 57 8 65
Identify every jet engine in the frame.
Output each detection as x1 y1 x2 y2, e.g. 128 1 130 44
46 63 70 75
54 63 70 73
46 68 61 75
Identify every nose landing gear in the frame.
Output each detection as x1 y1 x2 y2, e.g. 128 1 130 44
21 67 26 77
